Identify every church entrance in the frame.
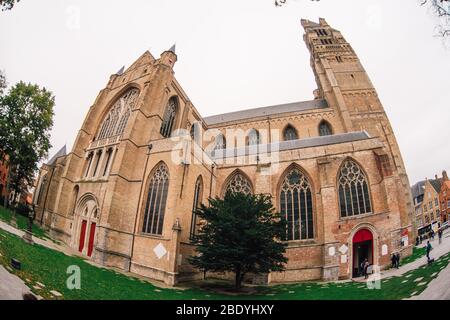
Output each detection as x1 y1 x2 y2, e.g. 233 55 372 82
352 229 373 278
74 194 99 257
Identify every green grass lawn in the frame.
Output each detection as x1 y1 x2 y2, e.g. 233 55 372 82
1 227 449 300
401 246 426 265
0 205 49 240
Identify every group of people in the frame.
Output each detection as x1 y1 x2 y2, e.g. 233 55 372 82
416 228 444 247
391 252 401 269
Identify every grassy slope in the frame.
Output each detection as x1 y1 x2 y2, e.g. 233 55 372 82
1 228 449 300
0 206 48 239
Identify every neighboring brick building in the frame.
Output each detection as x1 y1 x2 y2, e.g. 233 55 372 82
439 171 450 223
411 180 425 230
34 18 414 285
417 177 442 238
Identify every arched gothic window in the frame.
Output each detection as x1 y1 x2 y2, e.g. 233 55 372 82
190 122 201 144
224 172 253 196
279 168 314 240
319 121 333 136
84 152 94 177
338 160 372 218
190 177 203 240
96 88 139 141
213 133 226 156
283 125 298 141
70 185 79 216
142 163 170 235
160 97 178 138
247 129 260 146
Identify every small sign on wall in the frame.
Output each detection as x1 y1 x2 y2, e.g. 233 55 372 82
340 254 347 264
339 244 348 255
401 236 409 247
382 244 388 256
328 246 336 256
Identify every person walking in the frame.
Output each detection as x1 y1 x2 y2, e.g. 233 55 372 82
395 252 401 268
438 229 443 245
363 259 370 279
391 253 396 269
426 240 433 263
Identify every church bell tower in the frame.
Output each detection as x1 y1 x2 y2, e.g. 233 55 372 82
302 18 415 237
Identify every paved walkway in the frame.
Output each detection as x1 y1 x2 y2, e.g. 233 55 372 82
377 229 450 280
0 220 81 300
0 265 31 300
411 262 450 300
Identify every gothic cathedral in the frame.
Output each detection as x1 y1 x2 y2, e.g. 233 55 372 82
34 19 414 285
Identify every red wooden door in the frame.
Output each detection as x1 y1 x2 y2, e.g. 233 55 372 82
78 220 87 252
87 222 96 257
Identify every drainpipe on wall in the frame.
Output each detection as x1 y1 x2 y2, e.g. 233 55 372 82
209 163 215 198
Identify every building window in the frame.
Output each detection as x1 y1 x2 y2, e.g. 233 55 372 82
160 97 178 138
214 133 226 151
430 212 434 221
190 177 203 240
92 150 102 177
435 198 439 207
283 125 298 141
84 152 94 177
225 172 253 196
447 200 450 209
70 185 79 216
319 121 333 136
338 160 372 218
246 129 260 146
425 215 430 224
279 168 314 240
190 122 201 145
142 163 170 235
102 148 114 176
212 133 226 158
96 88 139 141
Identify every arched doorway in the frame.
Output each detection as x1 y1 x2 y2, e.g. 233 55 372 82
352 228 373 277
74 194 99 257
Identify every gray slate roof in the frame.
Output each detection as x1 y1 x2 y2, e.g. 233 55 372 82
429 178 442 193
211 131 370 159
204 99 329 125
411 180 426 200
47 145 67 165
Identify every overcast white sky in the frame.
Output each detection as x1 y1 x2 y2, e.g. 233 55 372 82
1 0 449 184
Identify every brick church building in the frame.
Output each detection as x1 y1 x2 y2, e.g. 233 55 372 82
34 18 414 285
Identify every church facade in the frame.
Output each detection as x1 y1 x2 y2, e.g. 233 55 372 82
34 18 414 285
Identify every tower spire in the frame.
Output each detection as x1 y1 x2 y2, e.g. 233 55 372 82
116 66 125 76
159 44 178 69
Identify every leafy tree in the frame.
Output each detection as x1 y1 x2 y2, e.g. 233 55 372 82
0 81 55 208
189 192 287 290
0 0 20 11
0 70 6 95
